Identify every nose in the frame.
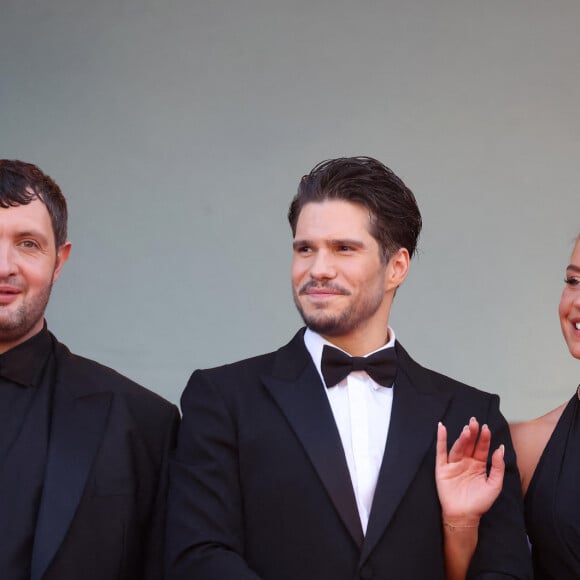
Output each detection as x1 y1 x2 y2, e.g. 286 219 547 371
0 243 17 279
309 249 336 280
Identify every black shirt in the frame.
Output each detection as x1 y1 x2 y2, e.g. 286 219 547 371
0 325 52 462
0 324 55 580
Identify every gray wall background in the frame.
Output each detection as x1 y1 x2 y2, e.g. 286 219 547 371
1 0 579 421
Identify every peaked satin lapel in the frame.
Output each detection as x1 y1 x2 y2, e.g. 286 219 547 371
361 345 452 561
262 332 364 547
31 375 111 580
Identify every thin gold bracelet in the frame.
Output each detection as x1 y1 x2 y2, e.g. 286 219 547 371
443 521 479 532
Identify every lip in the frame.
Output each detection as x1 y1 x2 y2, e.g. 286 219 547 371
302 288 346 303
304 288 342 296
567 317 580 337
0 286 20 304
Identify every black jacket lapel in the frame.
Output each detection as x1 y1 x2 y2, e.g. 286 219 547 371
31 344 112 580
361 343 452 561
262 331 364 547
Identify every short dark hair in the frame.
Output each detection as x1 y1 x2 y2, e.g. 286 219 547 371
288 156 422 261
0 159 68 247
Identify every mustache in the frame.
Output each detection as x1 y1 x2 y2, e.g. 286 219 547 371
0 276 21 287
298 281 350 296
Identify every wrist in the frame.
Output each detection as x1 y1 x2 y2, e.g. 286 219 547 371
442 516 481 532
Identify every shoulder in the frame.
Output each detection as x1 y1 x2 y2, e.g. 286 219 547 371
185 350 281 401
395 340 496 402
510 402 567 494
53 338 178 421
190 329 309 386
181 332 313 416
199 350 279 379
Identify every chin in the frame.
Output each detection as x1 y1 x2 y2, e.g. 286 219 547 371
301 313 342 336
305 319 339 335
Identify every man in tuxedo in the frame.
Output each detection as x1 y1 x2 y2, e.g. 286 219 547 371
166 157 531 579
0 159 179 580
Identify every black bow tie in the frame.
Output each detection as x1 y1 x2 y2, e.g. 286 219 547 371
321 345 397 388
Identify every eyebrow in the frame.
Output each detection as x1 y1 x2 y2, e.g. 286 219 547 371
566 264 580 274
292 239 366 250
17 230 50 244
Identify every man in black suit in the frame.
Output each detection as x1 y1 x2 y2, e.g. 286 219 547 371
0 159 179 580
166 157 531 579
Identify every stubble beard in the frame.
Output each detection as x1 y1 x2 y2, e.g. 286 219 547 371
0 282 53 345
292 284 385 338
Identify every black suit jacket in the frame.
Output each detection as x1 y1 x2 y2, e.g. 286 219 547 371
167 329 531 579
30 335 179 580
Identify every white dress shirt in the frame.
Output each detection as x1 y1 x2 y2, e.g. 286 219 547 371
303 327 395 534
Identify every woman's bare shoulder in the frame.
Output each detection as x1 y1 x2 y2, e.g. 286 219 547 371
509 402 568 495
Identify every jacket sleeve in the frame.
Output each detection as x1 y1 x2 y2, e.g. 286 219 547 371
165 370 263 580
143 403 181 580
468 395 532 580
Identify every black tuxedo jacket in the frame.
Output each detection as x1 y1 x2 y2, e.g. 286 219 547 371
167 329 531 579
30 336 179 580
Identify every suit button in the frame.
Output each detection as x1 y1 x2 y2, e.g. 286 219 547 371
359 565 373 579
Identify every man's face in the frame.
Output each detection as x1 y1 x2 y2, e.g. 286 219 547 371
559 239 580 360
291 199 406 352
0 198 70 353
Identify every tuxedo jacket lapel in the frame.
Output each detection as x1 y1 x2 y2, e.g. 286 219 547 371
31 349 112 580
262 332 364 548
361 343 452 561
255 333 455 558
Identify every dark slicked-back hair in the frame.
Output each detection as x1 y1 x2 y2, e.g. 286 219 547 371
0 159 68 247
288 156 422 262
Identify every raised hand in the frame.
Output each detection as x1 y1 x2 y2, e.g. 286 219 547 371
435 418 505 526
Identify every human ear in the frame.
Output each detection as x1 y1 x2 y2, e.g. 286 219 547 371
52 241 72 283
385 247 410 291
